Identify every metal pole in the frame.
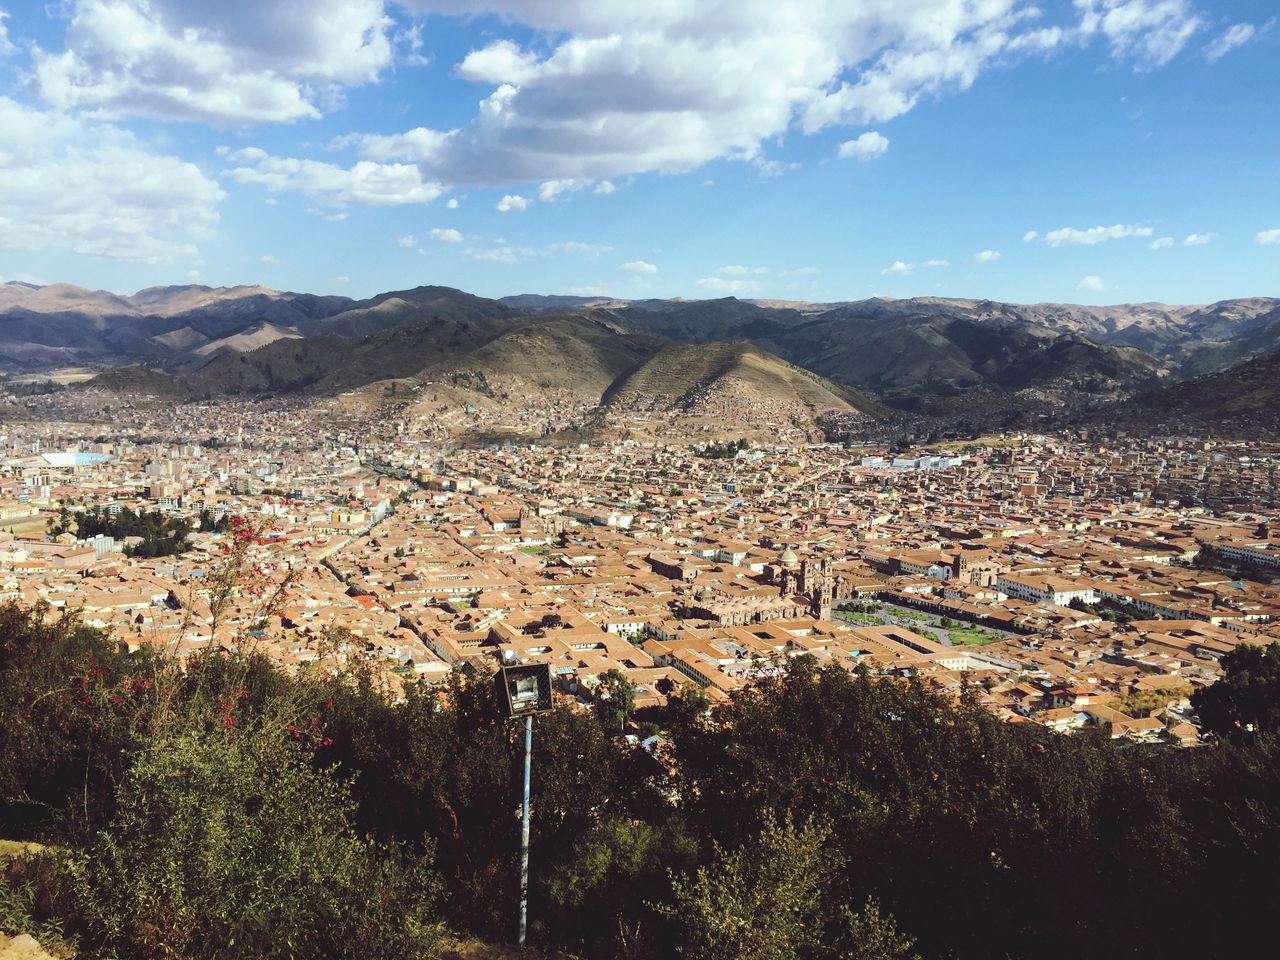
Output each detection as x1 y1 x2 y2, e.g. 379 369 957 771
518 714 532 948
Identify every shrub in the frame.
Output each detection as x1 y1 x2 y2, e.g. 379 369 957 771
76 724 443 960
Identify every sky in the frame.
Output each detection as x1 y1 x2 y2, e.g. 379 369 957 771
0 0 1276 305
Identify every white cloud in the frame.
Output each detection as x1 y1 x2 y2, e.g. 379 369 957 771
397 234 417 248
32 0 393 125
1257 228 1280 246
224 148 444 206
1149 236 1174 249
446 197 459 209
838 131 889 161
429 227 464 243
0 97 223 263
717 265 770 276
0 9 13 57
463 238 609 264
973 249 1001 263
496 193 528 212
1182 232 1211 246
1075 0 1202 67
332 275 350 284
921 259 950 268
465 245 523 263
881 260 913 276
1031 223 1154 246
550 240 611 256
568 283 612 297
696 276 761 295
260 254 279 265
1204 22 1255 60
537 178 592 202
1077 274 1105 292
456 38 540 84
373 0 1193 187
781 266 819 276
594 180 618 195
621 260 658 274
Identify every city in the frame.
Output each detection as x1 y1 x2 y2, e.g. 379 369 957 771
3 385 1277 743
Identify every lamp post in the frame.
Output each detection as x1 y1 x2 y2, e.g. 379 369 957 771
496 662 553 948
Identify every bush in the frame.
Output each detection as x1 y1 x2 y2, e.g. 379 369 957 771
0 849 78 947
76 725 443 960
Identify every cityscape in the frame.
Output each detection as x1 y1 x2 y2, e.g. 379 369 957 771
1 1 1279 959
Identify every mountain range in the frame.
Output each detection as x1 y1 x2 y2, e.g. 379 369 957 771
3 280 1277 435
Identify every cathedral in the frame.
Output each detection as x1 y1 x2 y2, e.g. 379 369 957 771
773 547 833 620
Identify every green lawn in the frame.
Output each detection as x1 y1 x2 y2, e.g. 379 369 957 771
947 628 1001 646
883 605 933 622
836 611 885 625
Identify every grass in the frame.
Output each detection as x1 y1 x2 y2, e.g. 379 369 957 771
518 545 548 555
882 605 933 622
0 841 45 863
947 629 1002 647
836 611 885 625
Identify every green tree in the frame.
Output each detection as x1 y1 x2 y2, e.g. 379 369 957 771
656 816 916 960
595 668 637 734
76 724 443 960
1193 642 1280 738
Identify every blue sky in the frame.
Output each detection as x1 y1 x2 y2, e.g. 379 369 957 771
0 0 1276 305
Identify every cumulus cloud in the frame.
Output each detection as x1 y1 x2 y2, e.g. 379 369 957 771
921 259 950 268
1182 232 1211 246
429 227 464 243
1075 0 1202 67
32 0 393 125
973 249 1001 263
696 276 761 295
223 148 444 206
1257 228 1280 246
1204 22 1255 60
838 131 889 161
496 193 528 212
881 260 914 276
397 235 416 247
446 197 460 209
1030 223 1154 246
0 97 223 263
717 265 770 276
1077 274 1105 292
364 0 1196 187
1149 236 1174 249
260 254 279 265
621 260 658 274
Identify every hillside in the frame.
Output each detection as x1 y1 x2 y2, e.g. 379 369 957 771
1115 348 1280 435
422 315 664 398
599 342 887 439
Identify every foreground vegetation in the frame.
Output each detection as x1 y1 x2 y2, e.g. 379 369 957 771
2 602 1280 958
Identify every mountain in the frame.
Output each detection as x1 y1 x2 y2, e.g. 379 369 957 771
1113 348 1280 435
315 285 517 338
12 280 1280 431
601 341 885 420
605 301 1166 405
0 281 355 366
420 315 664 399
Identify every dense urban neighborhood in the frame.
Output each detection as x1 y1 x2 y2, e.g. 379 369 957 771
2 384 1277 749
